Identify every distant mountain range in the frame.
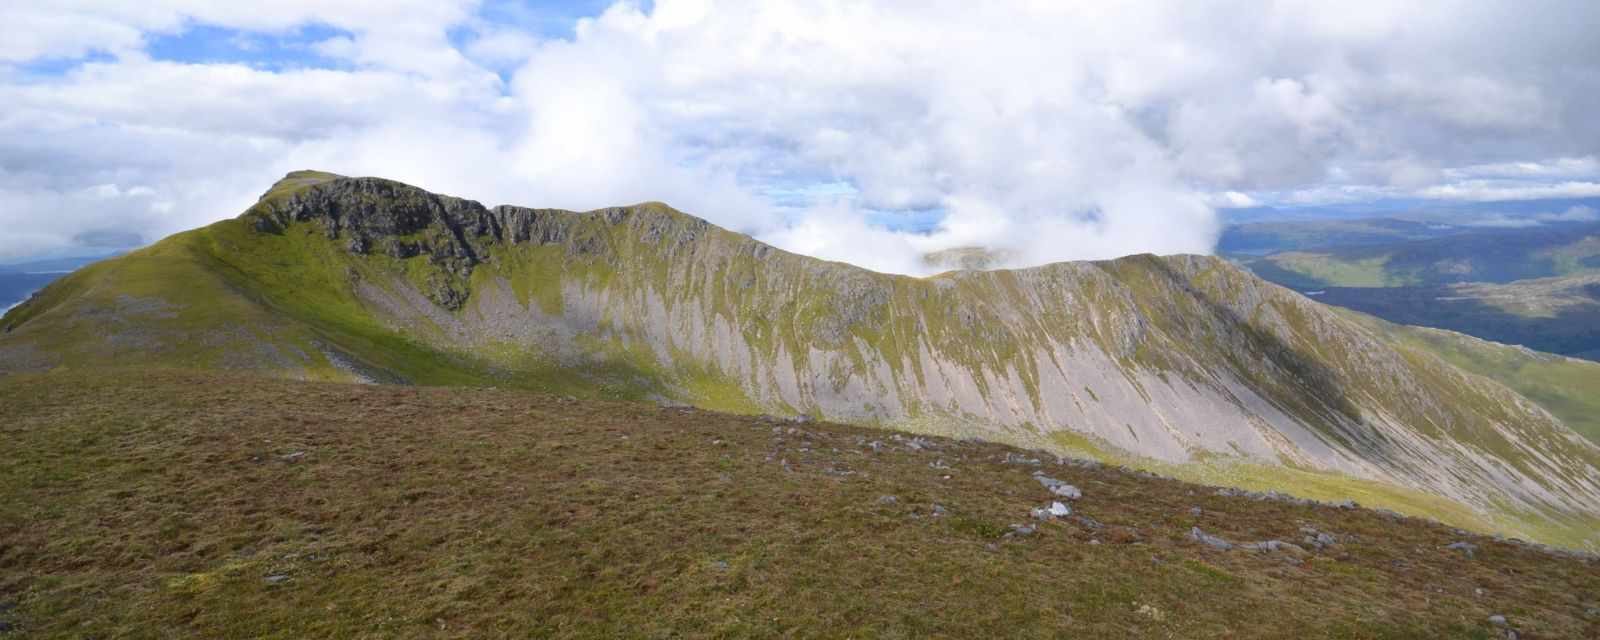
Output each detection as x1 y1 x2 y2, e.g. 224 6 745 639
5 171 1600 547
1223 214 1600 365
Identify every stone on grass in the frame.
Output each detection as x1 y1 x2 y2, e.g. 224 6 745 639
265 575 290 584
1242 540 1308 557
1048 501 1071 517
1488 614 1507 626
1445 541 1478 558
1033 473 1082 499
877 495 898 505
1189 527 1233 550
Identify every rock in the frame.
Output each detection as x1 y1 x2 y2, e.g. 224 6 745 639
1189 506 1203 517
1488 614 1507 626
281 451 306 462
787 415 814 424
1073 515 1104 530
932 504 948 516
265 574 290 584
1007 524 1036 537
1586 606 1600 618
710 560 731 572
1189 526 1233 550
1031 501 1071 520
1300 526 1340 550
1333 499 1359 509
1004 453 1043 466
1445 541 1478 558
877 495 898 505
1242 540 1308 556
1033 474 1083 499
1135 603 1165 621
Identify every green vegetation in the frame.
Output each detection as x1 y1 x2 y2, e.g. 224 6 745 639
1261 252 1412 288
1344 310 1600 445
2 370 1597 638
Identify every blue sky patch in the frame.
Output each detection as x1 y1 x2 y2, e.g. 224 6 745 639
145 23 357 71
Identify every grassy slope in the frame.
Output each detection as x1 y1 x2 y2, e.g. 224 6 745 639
1341 310 1600 445
2 370 1598 639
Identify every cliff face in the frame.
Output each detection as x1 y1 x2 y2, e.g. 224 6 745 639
6 172 1600 544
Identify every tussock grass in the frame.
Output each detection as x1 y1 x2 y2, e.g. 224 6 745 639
2 370 1597 638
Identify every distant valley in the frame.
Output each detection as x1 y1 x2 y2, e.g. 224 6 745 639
1223 209 1600 363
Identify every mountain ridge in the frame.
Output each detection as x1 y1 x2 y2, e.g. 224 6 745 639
5 171 1600 547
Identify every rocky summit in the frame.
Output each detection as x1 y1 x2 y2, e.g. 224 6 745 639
4 171 1600 550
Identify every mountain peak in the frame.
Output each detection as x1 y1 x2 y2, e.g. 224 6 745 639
257 169 345 205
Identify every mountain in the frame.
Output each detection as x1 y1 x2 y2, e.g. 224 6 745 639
3 369 1597 637
1341 310 1600 446
1218 218 1467 256
1223 215 1600 362
1234 221 1600 289
1313 274 1600 362
5 171 1600 547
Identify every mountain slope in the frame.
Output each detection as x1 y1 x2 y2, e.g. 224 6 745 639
5 171 1600 547
1341 310 1600 446
2 370 1597 638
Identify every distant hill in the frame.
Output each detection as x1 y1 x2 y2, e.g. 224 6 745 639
1234 221 1600 289
1218 218 1466 256
5 171 1600 549
1316 274 1600 362
1226 216 1600 362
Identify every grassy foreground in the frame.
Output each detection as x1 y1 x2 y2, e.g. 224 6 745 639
2 370 1598 638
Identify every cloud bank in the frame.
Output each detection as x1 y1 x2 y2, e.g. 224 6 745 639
3 1 1599 274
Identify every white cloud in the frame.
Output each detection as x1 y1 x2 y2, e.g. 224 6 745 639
1418 181 1600 202
2 1 1600 273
